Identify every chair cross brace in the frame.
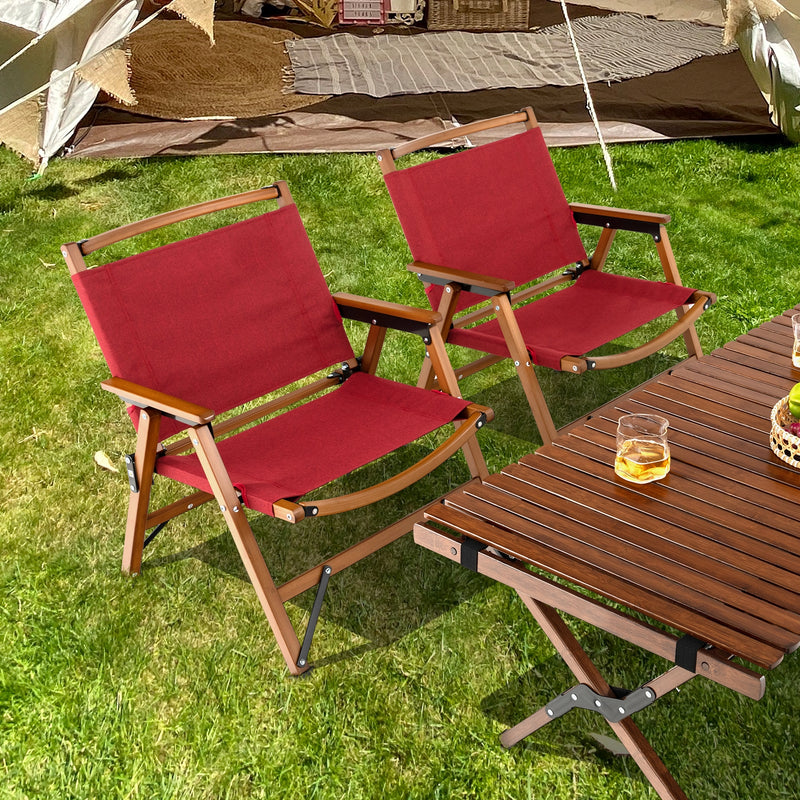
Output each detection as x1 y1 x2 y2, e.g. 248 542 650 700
297 564 333 670
542 681 658 725
142 520 169 550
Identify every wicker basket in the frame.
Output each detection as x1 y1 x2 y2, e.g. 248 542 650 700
769 396 800 468
427 0 529 31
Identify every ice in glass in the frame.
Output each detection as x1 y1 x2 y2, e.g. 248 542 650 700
615 414 670 484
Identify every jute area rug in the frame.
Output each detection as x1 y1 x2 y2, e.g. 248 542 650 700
108 20 328 120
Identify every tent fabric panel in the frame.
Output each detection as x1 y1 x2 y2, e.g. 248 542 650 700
384 126 587 314
446 269 695 370
735 2 800 143
71 204 355 437
155 371 471 514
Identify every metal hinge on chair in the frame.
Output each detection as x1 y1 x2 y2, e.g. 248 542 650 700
564 262 589 280
544 682 658 725
124 453 139 493
327 360 361 384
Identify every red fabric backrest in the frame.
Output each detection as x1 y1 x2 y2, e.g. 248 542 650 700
72 203 354 436
384 127 587 313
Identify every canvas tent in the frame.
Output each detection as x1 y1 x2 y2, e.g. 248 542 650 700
0 0 213 169
733 0 800 141
0 0 798 170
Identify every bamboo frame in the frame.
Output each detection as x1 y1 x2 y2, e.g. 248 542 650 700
64 185 491 675
378 107 714 446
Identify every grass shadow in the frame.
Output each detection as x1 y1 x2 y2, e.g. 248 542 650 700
142 443 491 662
479 638 664 792
466 345 682 443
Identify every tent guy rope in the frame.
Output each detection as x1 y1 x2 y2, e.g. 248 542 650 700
559 0 617 190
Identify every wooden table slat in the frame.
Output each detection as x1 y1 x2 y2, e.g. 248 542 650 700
485 468 800 614
657 371 779 412
633 382 769 432
539 435 800 543
504 458 800 582
569 423 800 508
590 409 800 492
425 502 786 668
691 352 794 392
672 357 793 397
736 332 793 358
711 345 797 382
446 488 800 650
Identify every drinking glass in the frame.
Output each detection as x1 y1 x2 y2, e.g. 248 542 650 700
615 414 670 484
792 313 800 368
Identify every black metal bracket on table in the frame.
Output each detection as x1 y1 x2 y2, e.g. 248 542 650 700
544 682 658 725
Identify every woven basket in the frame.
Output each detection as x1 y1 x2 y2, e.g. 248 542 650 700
427 0 529 31
769 396 800 468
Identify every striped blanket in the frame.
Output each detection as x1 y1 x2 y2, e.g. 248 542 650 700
285 14 736 97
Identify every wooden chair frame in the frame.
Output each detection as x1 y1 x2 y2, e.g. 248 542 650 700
377 108 715 445
63 183 491 676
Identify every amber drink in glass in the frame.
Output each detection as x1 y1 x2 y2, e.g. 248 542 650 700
615 414 670 484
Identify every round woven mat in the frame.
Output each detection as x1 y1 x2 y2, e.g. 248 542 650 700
112 20 328 120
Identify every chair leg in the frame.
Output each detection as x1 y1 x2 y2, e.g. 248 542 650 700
189 424 307 675
417 354 437 390
653 229 703 360
122 409 162 577
492 294 558 444
511 592 689 800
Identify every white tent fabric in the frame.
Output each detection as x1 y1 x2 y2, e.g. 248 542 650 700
0 0 213 169
734 0 800 141
0 0 143 167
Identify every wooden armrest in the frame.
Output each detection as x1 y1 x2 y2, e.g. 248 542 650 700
570 203 670 236
101 377 215 425
409 261 515 295
380 108 535 163
333 292 441 326
77 185 286 256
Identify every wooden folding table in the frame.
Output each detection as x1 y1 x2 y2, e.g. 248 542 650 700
415 305 800 800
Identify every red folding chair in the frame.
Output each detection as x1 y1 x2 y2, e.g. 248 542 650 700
377 107 715 444
62 183 490 675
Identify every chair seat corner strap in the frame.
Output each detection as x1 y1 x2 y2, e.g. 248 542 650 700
545 682 658 725
296 564 333 669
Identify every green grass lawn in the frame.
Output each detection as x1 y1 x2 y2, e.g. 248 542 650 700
2 136 800 800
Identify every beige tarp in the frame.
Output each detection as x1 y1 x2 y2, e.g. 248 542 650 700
545 0 725 26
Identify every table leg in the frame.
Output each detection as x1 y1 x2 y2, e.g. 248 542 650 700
509 592 689 800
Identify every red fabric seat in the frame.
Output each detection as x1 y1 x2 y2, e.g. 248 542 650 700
447 270 694 371
156 372 470 514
